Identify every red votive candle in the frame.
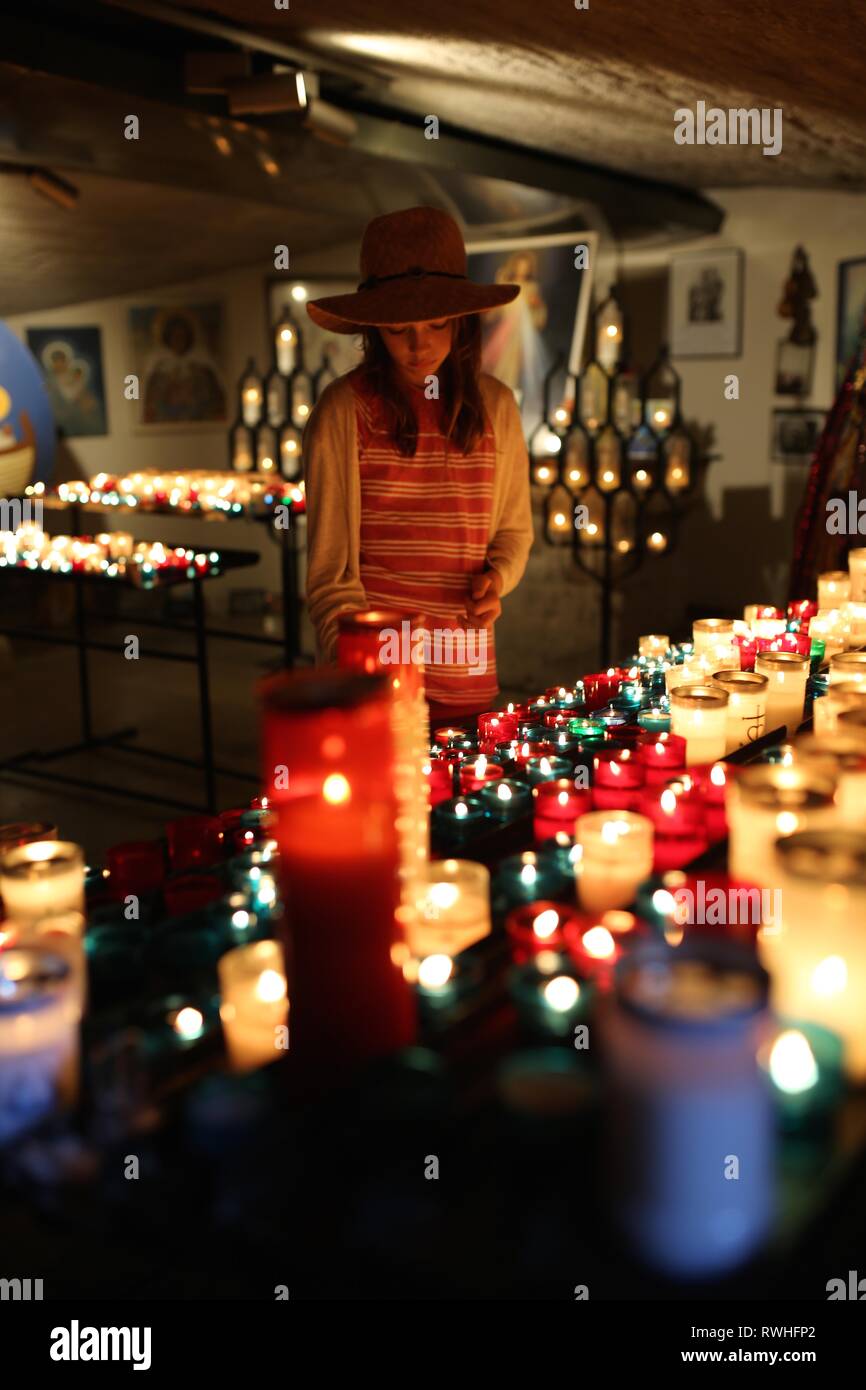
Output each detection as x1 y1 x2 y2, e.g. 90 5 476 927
164 872 225 916
106 840 166 898
336 607 426 698
261 669 415 1081
533 778 593 843
424 757 455 806
778 631 812 657
478 710 519 749
459 755 504 795
636 732 687 786
505 899 580 963
563 908 648 991
687 762 729 840
583 672 621 710
513 738 557 767
219 807 246 835
734 635 757 671
166 815 225 872
542 709 572 731
788 599 817 623
433 724 469 748
593 748 645 790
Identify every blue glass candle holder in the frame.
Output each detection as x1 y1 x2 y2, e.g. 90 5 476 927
638 705 672 734
478 777 532 822
142 992 222 1064
431 795 487 843
537 837 581 896
760 1018 845 1135
492 851 571 918
594 707 629 733
508 951 595 1040
413 947 487 1029
227 848 280 916
525 755 572 787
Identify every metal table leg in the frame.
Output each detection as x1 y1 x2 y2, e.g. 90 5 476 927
192 577 217 812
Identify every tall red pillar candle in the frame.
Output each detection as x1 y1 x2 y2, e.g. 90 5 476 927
261 671 415 1079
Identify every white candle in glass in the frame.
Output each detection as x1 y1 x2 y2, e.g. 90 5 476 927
843 602 866 646
829 652 866 687
670 684 728 764
410 859 491 958
810 608 850 659
0 945 77 1144
817 571 850 611
23 911 87 1012
754 651 809 736
218 940 288 1073
793 732 866 828
0 842 85 926
574 811 654 913
849 547 866 602
638 634 669 658
763 830 866 1079
727 765 837 886
692 618 734 655
813 681 866 735
711 669 768 753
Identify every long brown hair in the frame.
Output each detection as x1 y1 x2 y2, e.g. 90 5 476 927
359 314 487 457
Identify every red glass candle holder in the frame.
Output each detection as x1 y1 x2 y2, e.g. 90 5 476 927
106 840 166 898
593 748 645 790
505 899 580 963
778 631 812 658
636 732 687 786
166 816 226 872
477 710 519 750
563 908 649 991
583 672 621 711
163 872 226 917
643 870 763 951
542 710 572 731
513 738 557 767
637 781 705 837
219 807 246 836
433 724 469 748
336 607 426 698
788 599 817 623
686 762 729 840
424 757 455 806
459 756 505 795
260 669 414 1080
533 778 592 844
734 635 757 671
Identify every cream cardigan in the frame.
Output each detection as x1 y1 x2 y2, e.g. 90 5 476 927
304 371 534 661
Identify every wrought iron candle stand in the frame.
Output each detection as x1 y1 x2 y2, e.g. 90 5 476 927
532 290 707 665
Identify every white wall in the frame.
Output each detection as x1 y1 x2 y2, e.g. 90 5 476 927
598 188 866 521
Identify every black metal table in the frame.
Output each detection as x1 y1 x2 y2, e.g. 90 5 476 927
0 546 262 814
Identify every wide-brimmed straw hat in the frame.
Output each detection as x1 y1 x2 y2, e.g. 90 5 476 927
306 206 520 335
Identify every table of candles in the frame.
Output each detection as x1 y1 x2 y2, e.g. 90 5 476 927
2 567 866 1299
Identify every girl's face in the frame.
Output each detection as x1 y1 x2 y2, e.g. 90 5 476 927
379 319 454 387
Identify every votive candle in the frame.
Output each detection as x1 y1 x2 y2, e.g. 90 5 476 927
710 669 768 753
670 684 729 765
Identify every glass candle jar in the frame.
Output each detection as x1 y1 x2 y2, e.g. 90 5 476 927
813 681 866 735
758 1018 845 1135
431 796 487 843
755 650 809 736
0 946 76 1144
525 754 572 787
637 706 671 735
670 684 729 765
574 811 654 914
817 570 850 610
710 669 768 753
843 600 866 645
0 841 85 926
692 617 735 655
106 840 166 898
638 634 669 658
508 950 594 1040
218 939 289 1073
505 899 578 961
726 764 837 886
810 608 850 659
492 852 569 918
601 936 773 1278
0 822 58 854
563 907 649 991
458 755 504 796
848 547 866 602
533 778 592 843
763 830 866 1080
829 651 866 686
635 731 687 786
478 778 532 823
411 859 491 958
166 816 225 872
423 756 455 806
793 731 866 826
477 710 519 749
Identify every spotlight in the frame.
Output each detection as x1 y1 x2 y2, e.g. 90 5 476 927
227 72 309 115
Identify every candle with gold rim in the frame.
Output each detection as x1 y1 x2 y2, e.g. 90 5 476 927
755 649 809 735
817 571 850 610
670 684 728 765
0 841 85 925
710 669 768 753
726 763 837 886
574 811 654 913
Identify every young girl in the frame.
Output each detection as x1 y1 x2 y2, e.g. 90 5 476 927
303 205 533 725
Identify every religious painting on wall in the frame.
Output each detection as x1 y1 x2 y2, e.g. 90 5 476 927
465 232 598 440
128 302 228 427
25 325 108 437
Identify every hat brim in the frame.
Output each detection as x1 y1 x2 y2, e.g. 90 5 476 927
306 281 520 335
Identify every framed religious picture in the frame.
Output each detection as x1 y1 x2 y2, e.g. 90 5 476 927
771 407 826 463
25 325 108 437
836 256 866 386
774 339 814 397
465 231 598 439
266 278 362 380
127 302 228 428
668 247 743 358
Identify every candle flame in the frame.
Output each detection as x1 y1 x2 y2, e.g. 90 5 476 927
429 882 459 911
255 968 287 1004
474 755 488 775
769 1030 818 1094
811 955 847 998
497 783 512 801
710 764 726 788
323 773 351 805
419 954 453 989
543 976 580 1011
532 909 560 939
173 1006 204 1039
660 789 678 816
582 925 616 959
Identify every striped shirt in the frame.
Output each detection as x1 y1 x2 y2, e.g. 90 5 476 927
349 366 499 707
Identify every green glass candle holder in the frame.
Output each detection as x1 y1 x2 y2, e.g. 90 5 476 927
430 795 487 844
567 717 606 744
637 706 672 734
492 851 571 918
478 778 532 822
508 951 595 1040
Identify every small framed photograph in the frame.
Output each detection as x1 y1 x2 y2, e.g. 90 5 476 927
668 247 743 358
836 255 866 386
771 407 826 463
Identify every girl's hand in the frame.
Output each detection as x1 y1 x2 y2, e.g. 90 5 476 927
465 568 503 626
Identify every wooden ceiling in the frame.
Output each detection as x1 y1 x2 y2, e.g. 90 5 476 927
172 0 866 188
